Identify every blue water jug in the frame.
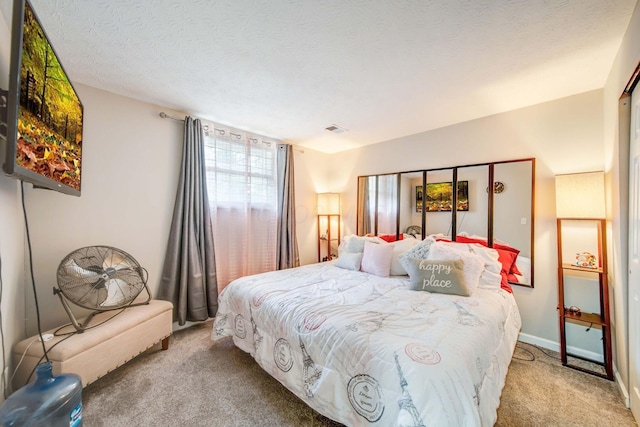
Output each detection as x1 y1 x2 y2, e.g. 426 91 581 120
0 361 82 426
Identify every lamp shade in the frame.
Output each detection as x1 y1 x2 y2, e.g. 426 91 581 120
555 172 605 219
317 193 340 215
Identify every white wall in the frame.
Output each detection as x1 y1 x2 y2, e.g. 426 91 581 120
603 0 640 401
15 83 328 334
289 147 333 266
329 90 605 351
0 2 26 402
20 85 182 333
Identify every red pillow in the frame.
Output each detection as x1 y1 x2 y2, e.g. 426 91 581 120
378 234 403 243
493 242 518 253
495 248 518 277
493 243 522 275
455 236 521 275
489 248 516 293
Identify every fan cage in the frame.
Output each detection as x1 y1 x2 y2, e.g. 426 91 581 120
55 246 151 332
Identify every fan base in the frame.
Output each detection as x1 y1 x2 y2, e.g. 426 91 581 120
54 285 151 332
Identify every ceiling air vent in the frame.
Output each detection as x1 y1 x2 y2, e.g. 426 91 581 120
325 124 348 134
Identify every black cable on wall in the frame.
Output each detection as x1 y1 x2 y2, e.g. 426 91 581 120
20 182 50 364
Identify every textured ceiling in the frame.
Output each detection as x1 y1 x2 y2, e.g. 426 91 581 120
0 0 637 153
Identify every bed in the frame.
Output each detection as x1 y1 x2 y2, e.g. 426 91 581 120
211 237 521 426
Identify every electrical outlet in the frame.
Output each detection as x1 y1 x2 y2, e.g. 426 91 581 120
521 217 527 225
39 333 54 342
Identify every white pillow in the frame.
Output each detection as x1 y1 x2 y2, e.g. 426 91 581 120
427 242 485 293
398 236 436 271
335 252 364 271
466 244 502 274
478 269 502 290
344 235 384 253
436 241 502 271
466 245 503 290
337 236 351 258
361 241 393 277
435 241 503 290
389 238 419 276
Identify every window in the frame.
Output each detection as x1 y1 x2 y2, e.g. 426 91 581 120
203 130 277 289
204 135 275 207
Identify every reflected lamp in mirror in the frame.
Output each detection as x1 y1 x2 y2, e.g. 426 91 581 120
317 193 341 215
317 193 341 262
555 172 605 219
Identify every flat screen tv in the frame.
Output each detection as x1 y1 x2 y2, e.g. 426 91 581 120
2 0 83 196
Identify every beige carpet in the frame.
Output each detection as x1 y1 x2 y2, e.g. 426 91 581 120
82 321 636 426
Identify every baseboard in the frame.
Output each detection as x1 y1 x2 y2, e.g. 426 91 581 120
517 333 558 351
614 365 630 408
517 332 604 363
517 332 636 404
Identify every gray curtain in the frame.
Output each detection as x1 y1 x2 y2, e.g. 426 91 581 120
158 117 218 325
358 176 372 235
276 144 300 269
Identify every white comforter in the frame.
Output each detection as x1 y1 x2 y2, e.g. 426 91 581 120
212 262 521 427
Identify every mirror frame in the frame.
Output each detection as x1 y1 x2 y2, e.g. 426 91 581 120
357 158 535 287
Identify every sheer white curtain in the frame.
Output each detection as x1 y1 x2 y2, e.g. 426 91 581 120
377 174 398 234
203 130 277 291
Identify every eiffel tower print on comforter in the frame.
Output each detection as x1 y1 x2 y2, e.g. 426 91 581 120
212 262 521 427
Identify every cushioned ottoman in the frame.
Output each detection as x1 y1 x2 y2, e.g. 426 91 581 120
12 299 173 389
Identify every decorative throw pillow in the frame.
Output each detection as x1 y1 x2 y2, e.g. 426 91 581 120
361 241 393 277
405 258 469 296
345 235 383 253
335 252 364 271
427 242 485 293
398 236 436 271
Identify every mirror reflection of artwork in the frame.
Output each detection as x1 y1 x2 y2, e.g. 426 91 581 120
417 181 469 212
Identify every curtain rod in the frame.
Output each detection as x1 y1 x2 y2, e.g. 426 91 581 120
158 111 250 136
158 111 304 153
158 111 220 133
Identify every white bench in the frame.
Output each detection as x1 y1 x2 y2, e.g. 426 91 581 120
12 299 173 389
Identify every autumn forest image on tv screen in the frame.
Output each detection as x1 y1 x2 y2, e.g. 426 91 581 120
16 2 83 191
